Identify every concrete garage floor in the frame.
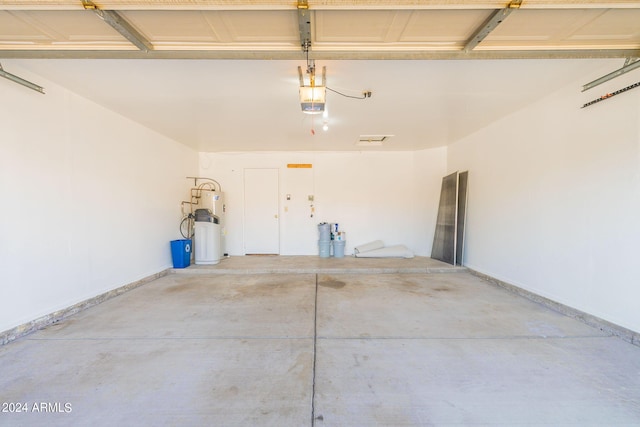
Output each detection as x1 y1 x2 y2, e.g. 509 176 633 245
1 256 639 426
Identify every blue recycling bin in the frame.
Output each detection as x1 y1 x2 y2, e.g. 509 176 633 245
170 239 192 268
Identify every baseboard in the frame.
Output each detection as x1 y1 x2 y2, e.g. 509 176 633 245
469 269 640 347
0 269 171 346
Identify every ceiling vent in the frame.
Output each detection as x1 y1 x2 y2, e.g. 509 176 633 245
355 135 393 147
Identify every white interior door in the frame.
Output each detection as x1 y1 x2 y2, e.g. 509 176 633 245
244 168 280 254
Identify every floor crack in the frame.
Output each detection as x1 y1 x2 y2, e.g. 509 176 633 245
311 273 319 426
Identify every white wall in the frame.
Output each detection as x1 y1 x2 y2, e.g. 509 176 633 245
7 60 637 338
447 66 640 332
199 149 446 257
0 65 198 333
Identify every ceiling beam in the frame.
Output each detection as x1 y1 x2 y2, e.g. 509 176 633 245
0 62 45 93
1 49 638 61
463 0 522 53
82 0 153 52
297 0 312 52
582 57 640 91
1 1 639 11
96 10 153 52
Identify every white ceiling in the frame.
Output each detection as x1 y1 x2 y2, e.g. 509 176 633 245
1 1 639 152
6 57 626 152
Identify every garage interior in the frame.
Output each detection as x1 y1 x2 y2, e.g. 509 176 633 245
1 1 640 425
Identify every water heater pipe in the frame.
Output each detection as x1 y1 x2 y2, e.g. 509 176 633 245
186 176 221 192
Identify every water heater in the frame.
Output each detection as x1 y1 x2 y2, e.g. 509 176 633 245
198 190 226 255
